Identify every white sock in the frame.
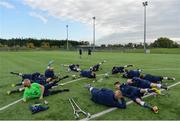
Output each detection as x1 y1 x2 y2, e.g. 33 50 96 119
145 89 148 93
157 84 161 88
140 101 145 106
163 77 168 80
124 65 128 68
90 87 94 92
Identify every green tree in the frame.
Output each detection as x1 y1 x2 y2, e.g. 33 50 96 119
152 37 179 48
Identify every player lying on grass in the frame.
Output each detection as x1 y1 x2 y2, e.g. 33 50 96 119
10 72 55 87
10 66 59 87
126 77 167 92
114 81 159 113
80 70 96 78
7 75 69 95
44 66 57 79
62 64 81 72
122 69 142 79
84 84 126 108
140 74 175 83
89 60 106 72
112 64 133 74
23 79 69 102
71 70 96 79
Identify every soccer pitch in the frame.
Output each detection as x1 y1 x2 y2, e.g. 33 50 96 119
0 51 180 120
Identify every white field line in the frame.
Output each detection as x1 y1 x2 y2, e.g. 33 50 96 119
0 98 23 111
61 74 105 85
80 81 180 121
144 68 180 71
0 73 105 111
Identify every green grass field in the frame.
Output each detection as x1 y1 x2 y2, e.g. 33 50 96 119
0 51 180 120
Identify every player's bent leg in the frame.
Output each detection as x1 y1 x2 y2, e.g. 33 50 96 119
124 64 133 68
151 83 167 90
135 98 158 113
151 88 161 95
140 88 157 94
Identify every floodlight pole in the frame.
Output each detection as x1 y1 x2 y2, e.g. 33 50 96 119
66 25 69 50
92 16 96 50
143 1 148 54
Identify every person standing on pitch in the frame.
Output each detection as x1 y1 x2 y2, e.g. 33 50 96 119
79 48 82 59
88 48 92 56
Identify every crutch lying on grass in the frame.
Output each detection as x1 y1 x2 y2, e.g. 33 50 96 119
47 60 54 67
69 98 91 119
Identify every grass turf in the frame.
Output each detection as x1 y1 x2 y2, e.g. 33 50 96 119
0 51 180 120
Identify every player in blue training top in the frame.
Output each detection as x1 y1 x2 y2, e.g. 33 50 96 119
114 81 159 113
80 70 96 78
126 77 168 90
44 67 56 79
112 64 133 74
62 64 81 72
84 84 126 109
140 74 175 83
89 60 106 72
122 69 142 78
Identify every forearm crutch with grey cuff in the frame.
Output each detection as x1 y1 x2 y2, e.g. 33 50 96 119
69 98 91 119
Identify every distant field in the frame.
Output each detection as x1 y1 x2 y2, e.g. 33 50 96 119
0 51 180 120
132 48 180 54
98 48 180 54
1 48 180 54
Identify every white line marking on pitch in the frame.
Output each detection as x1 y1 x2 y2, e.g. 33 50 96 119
80 81 180 121
0 74 105 111
144 68 180 71
0 98 23 111
61 74 105 85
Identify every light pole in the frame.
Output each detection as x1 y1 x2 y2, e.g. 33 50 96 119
143 1 148 54
92 16 96 50
66 25 69 50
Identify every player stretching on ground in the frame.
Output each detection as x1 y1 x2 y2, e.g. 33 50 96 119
112 64 133 74
126 77 167 92
89 60 106 72
84 84 126 108
80 70 96 78
122 69 142 78
140 74 175 83
23 79 69 102
62 64 81 72
114 81 159 113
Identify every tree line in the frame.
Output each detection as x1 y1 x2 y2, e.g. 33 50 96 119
102 37 180 48
0 38 89 48
0 37 179 49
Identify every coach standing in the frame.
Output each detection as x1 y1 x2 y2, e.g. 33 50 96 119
88 48 92 56
79 48 82 59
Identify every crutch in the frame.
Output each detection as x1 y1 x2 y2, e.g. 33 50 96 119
47 60 54 67
69 98 91 119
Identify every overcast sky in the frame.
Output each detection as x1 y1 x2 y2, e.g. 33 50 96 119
0 0 179 45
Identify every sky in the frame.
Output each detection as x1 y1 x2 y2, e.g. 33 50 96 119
0 0 179 45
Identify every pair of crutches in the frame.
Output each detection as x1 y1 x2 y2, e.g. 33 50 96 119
69 98 91 119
